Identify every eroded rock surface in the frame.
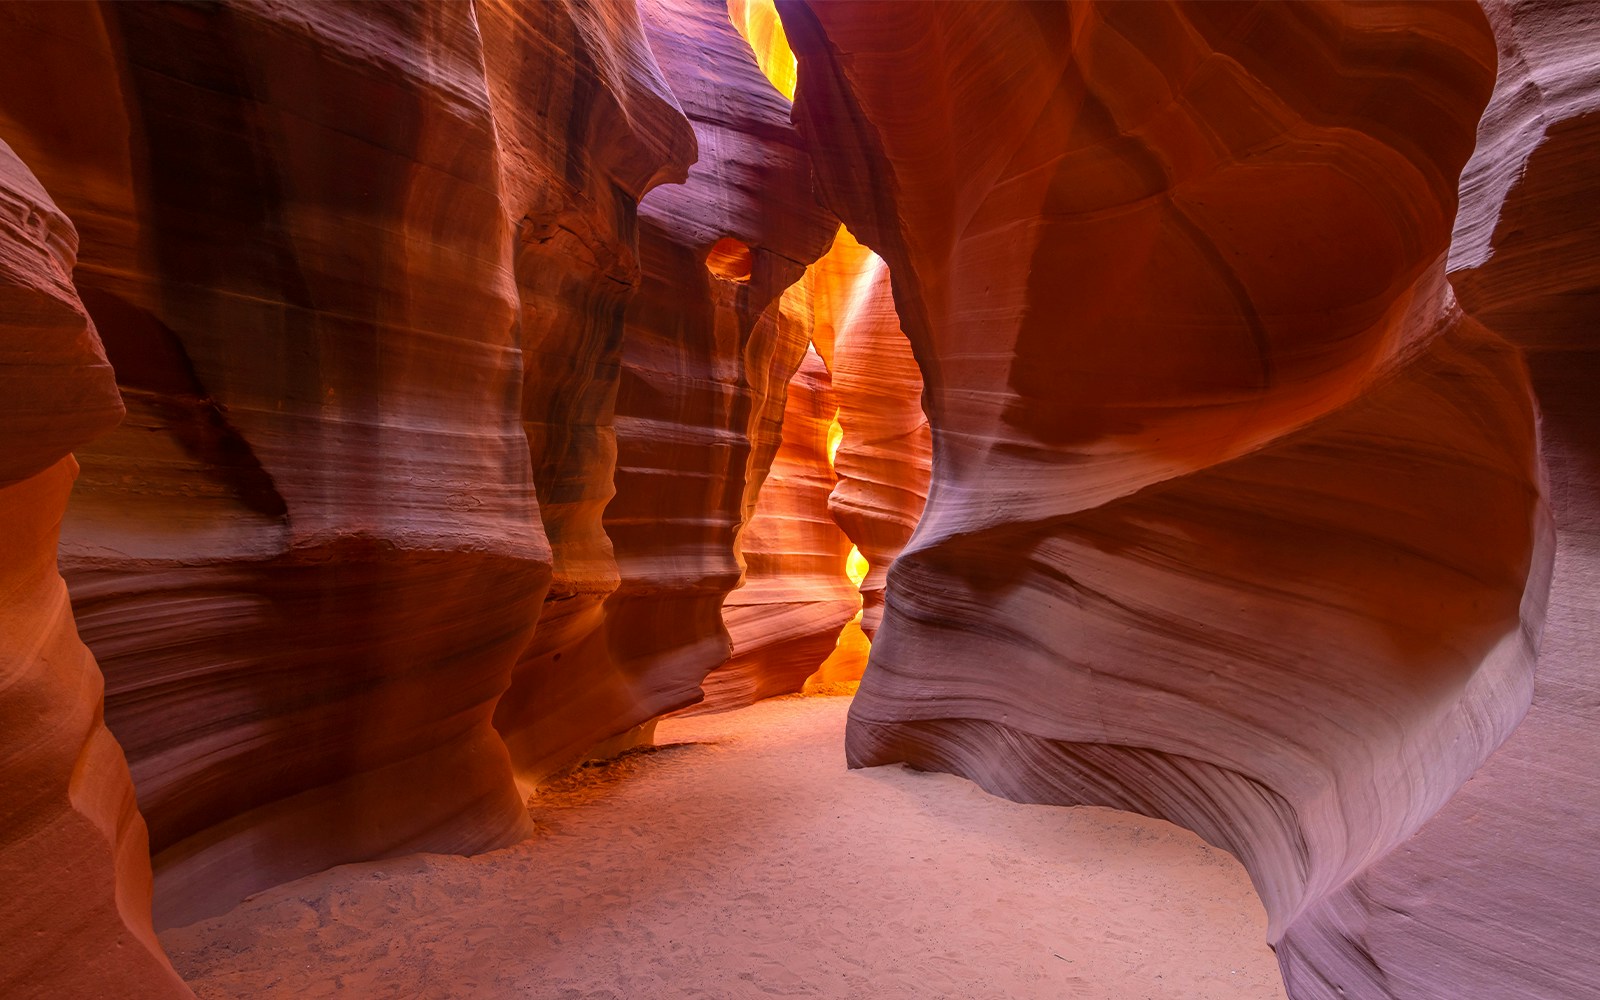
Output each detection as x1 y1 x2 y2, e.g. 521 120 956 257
0 138 191 1000
782 4 1551 997
808 226 930 638
0 0 691 928
1279 3 1600 997
2 2 1596 997
497 0 837 765
699 346 859 711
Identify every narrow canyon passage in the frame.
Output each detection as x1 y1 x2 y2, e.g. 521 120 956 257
5 3 1597 998
162 693 1284 1000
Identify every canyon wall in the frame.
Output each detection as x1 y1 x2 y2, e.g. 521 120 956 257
808 226 930 638
0 0 846 938
1279 2 1600 997
494 0 838 769
782 2 1558 998
0 0 695 928
694 214 933 710
0 139 191 999
700 344 860 711
702 216 935 706
3 1 1596 996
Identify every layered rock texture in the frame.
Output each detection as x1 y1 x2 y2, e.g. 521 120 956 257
808 226 930 638
3 1 1598 998
0 0 696 928
494 0 838 763
0 139 192 999
782 2 1573 998
1303 2 1600 997
699 345 860 711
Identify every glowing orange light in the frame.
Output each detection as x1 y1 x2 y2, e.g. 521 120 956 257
826 412 843 468
726 0 798 101
805 609 871 691
705 236 753 282
845 545 869 588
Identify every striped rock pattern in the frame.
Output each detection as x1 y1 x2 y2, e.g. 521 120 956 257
781 3 1556 997
0 0 693 928
0 137 191 999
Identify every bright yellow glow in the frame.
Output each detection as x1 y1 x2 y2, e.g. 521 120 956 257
826 411 843 468
804 609 871 691
845 545 870 588
806 225 887 366
727 0 798 101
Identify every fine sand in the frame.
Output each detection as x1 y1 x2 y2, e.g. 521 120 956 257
163 693 1288 1000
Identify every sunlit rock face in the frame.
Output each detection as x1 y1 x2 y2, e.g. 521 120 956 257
724 0 931 643
700 215 932 706
728 0 798 102
0 0 691 928
807 226 930 638
783 3 1550 997
1279 3 1600 998
697 345 859 712
1 1 1589 996
0 139 191 1000
495 0 837 775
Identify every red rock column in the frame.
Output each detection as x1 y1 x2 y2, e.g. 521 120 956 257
478 0 699 788
1276 2 1600 997
0 139 191 999
0 1 689 927
495 0 838 775
783 4 1548 997
812 227 931 638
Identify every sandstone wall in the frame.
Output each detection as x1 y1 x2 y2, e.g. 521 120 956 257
0 138 192 999
1277 2 1600 997
700 345 859 711
495 0 837 766
782 4 1552 997
3 3 1594 997
808 226 930 638
0 0 693 928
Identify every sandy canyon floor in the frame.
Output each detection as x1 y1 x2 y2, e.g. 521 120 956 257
162 693 1287 1000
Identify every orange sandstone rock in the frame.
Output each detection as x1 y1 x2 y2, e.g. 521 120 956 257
483 0 701 787
495 0 837 768
783 4 1548 999
699 346 860 712
0 0 690 928
0 138 190 1000
2 4 1590 998
1285 3 1600 997
809 227 931 638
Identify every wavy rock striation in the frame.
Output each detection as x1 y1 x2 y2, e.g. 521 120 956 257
496 0 837 765
1275 3 1600 997
699 345 859 712
0 138 191 999
782 2 1550 997
808 226 931 638
482 0 701 787
0 0 691 928
4 1 1592 996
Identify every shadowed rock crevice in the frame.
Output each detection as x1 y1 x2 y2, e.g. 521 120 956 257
78 287 288 521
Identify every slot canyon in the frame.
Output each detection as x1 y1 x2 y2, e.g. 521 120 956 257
1 0 1595 998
